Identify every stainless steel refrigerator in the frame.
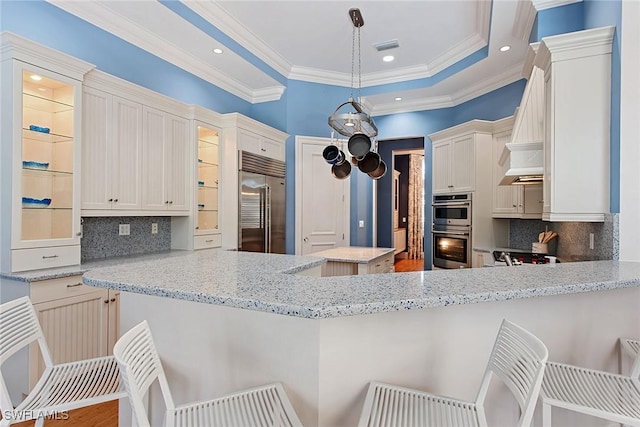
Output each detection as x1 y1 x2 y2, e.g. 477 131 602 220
238 151 286 254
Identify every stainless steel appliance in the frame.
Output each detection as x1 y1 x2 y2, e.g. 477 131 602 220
432 193 472 269
433 193 471 227
239 151 286 254
432 225 471 269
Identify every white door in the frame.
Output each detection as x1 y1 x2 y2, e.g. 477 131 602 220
295 136 349 255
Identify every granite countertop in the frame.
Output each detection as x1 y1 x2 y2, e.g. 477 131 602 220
311 246 395 263
80 249 640 319
0 250 190 282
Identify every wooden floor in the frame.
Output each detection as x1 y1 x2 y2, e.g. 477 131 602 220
11 400 118 427
394 257 425 272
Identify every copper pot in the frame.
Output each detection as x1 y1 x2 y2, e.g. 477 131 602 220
368 160 387 179
331 160 351 179
357 151 381 173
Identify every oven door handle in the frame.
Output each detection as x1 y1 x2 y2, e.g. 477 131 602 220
432 201 471 207
432 230 470 236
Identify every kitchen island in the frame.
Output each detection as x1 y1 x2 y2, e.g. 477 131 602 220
83 249 640 427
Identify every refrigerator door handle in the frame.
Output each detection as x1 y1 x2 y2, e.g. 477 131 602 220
265 184 271 253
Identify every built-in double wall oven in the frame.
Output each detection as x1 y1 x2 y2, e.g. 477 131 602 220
432 193 472 269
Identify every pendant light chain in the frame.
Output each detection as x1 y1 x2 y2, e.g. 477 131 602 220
357 24 362 103
350 25 355 101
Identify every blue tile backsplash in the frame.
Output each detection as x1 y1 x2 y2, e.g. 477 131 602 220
508 214 617 261
81 217 171 262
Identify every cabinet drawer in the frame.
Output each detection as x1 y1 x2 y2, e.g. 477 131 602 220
194 234 222 250
11 245 80 273
29 275 100 304
370 254 394 274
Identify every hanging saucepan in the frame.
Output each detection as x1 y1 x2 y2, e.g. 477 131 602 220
331 159 351 179
357 151 381 174
347 133 371 158
368 159 387 179
322 145 345 165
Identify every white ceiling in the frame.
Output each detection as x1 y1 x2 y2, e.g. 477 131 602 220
47 0 579 116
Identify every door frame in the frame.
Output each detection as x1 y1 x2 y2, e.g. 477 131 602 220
294 135 350 255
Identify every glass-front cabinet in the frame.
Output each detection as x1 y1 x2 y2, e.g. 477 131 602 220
20 69 76 242
196 125 220 235
1 34 91 272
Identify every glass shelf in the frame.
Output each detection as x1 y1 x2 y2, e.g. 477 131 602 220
23 167 73 175
197 160 218 167
23 128 73 144
23 92 73 113
22 207 72 211
198 184 218 189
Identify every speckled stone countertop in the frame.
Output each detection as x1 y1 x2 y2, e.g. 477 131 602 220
0 251 187 282
81 249 640 319
311 246 395 263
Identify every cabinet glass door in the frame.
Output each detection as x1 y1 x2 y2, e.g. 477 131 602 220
196 126 219 233
21 69 75 241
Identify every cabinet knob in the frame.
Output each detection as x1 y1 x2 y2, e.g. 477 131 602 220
110 298 116 302
169 201 173 204
512 204 516 207
448 185 454 188
165 201 169 204
195 226 199 230
261 148 266 152
104 300 109 304
76 232 82 236
114 199 118 203
108 198 113 202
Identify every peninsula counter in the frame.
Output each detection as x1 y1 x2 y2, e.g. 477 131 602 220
83 249 640 427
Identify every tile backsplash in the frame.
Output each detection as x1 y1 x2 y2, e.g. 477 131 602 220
81 217 171 262
509 213 618 261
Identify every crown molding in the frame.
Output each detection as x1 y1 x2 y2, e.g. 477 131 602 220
426 33 487 77
369 64 522 116
0 31 95 80
532 0 582 11
428 118 496 140
535 25 614 70
521 42 540 79
221 112 289 140
512 0 538 42
45 0 283 104
182 0 292 78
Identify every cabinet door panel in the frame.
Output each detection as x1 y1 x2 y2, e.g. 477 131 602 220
29 291 109 389
141 106 167 210
432 142 451 193
112 97 142 209
167 115 189 211
451 135 475 192
492 130 521 216
82 88 112 210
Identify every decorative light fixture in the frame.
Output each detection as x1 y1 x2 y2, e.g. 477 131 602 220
325 8 385 180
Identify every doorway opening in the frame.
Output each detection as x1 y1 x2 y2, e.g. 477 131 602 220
392 149 425 271
375 137 429 272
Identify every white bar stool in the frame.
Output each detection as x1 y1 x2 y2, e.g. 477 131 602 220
113 320 303 427
358 319 549 427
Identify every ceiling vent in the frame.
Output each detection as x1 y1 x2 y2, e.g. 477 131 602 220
373 39 399 52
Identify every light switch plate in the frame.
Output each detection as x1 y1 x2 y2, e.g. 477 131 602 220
119 224 130 236
151 223 158 234
358 220 365 228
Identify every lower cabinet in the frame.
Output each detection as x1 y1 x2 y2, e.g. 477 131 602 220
322 252 395 276
1 274 120 393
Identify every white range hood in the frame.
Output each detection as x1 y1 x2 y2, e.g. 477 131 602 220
499 44 544 185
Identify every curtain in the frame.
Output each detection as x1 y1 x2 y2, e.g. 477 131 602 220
407 154 424 259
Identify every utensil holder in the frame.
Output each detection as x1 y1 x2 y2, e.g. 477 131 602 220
532 242 548 254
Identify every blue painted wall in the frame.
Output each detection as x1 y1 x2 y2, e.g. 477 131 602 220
530 2 584 42
584 0 621 213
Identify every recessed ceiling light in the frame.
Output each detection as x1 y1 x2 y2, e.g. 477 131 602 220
212 48 223 54
382 55 394 62
499 45 511 52
395 97 402 101
37 87 47 92
30 74 42 81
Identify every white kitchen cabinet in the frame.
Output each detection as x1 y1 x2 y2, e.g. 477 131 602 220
82 87 143 211
238 128 285 161
82 70 191 216
432 134 475 194
535 26 614 222
0 34 93 273
492 117 543 219
141 106 189 212
0 274 119 396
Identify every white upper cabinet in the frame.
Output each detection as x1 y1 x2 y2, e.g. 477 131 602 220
1 33 94 272
535 26 614 222
430 122 493 195
141 106 189 212
83 88 142 211
82 70 190 216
